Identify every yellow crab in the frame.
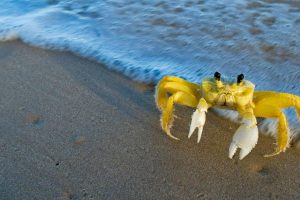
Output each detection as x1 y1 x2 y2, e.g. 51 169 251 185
155 72 300 159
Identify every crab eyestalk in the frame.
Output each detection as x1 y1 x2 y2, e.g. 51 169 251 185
214 71 221 81
214 71 224 89
237 74 244 84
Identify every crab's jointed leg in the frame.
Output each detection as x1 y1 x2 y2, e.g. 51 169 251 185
155 76 200 111
155 76 201 140
162 91 198 140
253 91 300 156
263 110 289 157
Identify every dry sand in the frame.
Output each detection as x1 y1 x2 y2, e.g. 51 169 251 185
0 41 299 199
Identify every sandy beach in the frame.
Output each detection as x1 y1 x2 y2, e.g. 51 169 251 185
0 41 300 199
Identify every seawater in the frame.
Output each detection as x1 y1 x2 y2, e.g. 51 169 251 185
1 0 300 138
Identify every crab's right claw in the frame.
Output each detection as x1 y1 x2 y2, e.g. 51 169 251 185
188 98 208 143
229 124 259 160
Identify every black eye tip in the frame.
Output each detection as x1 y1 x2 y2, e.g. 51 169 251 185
237 74 244 83
214 72 221 80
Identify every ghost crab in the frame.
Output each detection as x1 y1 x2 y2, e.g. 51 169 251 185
155 72 300 159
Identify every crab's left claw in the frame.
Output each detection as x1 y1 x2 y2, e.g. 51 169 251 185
229 124 259 160
188 98 208 143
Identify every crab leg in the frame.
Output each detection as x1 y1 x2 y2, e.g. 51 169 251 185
156 76 200 91
264 111 289 157
188 98 209 143
155 76 200 111
254 105 290 157
161 91 198 140
253 92 300 156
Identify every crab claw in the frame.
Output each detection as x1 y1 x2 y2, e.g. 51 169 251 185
188 98 208 143
229 124 259 160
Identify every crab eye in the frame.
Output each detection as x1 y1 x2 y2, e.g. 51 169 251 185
214 72 221 81
237 74 244 83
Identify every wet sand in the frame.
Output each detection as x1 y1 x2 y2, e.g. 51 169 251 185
0 41 299 199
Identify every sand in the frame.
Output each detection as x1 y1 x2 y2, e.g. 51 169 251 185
0 41 299 200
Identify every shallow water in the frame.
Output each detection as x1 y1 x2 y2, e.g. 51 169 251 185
1 0 300 136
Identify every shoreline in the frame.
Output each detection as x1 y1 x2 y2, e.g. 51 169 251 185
0 40 300 199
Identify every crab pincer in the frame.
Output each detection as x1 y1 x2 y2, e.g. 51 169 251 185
188 98 208 143
229 124 259 160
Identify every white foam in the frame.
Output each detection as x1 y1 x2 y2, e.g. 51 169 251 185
1 0 300 141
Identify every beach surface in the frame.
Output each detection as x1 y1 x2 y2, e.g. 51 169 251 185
0 41 300 199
